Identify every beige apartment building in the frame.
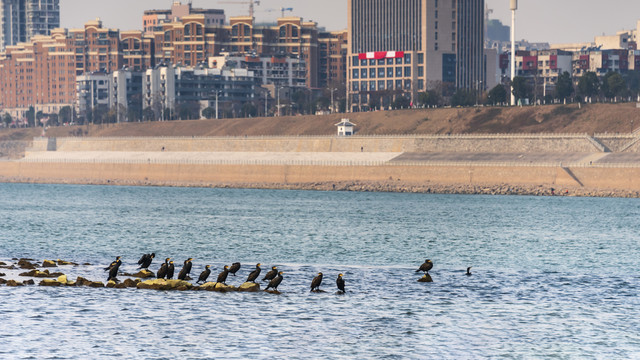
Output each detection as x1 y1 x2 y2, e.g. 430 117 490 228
347 0 485 109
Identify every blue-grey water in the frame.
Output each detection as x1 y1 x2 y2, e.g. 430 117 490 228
1 183 639 359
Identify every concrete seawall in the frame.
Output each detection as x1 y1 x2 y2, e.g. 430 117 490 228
4 134 640 197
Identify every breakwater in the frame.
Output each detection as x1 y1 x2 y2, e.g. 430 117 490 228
1 134 639 197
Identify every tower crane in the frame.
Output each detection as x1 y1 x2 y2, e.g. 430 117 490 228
218 0 260 18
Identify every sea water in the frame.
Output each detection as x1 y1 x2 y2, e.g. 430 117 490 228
0 183 639 359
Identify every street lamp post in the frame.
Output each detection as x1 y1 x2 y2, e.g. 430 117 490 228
330 88 337 113
215 91 220 119
510 0 518 106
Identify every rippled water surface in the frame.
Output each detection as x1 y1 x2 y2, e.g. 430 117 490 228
1 183 640 359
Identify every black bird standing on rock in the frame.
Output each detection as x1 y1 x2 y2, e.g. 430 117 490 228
178 258 194 280
157 258 171 279
416 259 433 274
167 261 175 279
107 258 122 282
336 273 345 293
216 265 230 285
246 263 261 283
310 272 323 291
137 253 155 269
262 266 278 282
197 265 211 284
466 267 472 276
229 262 241 276
265 271 284 291
104 256 122 271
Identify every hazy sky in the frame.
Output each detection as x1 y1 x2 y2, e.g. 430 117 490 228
60 0 640 44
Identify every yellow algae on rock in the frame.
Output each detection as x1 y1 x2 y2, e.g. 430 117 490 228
39 279 62 286
42 260 57 268
237 282 260 292
56 275 68 284
197 282 236 292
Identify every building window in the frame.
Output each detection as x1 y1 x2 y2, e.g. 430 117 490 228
418 67 424 76
369 59 376 66
378 68 385 78
352 69 359 79
435 43 439 51
353 82 359 91
387 68 394 77
418 53 424 64
404 53 411 64
387 58 394 65
435 21 438 30
396 67 403 77
361 59 367 66
378 59 385 65
435 0 438 7
387 80 393 89
378 80 385 90
435 10 438 19
404 80 411 89
396 57 403 64
418 79 424 90
369 81 375 91
404 67 411 76
435 32 438 41
396 80 402 89
352 55 359 66
369 68 376 78
361 68 367 78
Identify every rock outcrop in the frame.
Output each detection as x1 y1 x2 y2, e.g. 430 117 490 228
417 274 433 283
136 279 193 291
196 282 236 292
42 260 57 267
39 279 62 286
237 282 260 292
17 259 37 269
19 269 64 278
122 270 154 278
6 280 23 287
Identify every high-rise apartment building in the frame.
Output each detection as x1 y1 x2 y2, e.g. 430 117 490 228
347 0 484 109
0 0 59 50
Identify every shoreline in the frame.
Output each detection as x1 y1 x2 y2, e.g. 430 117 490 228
1 176 638 198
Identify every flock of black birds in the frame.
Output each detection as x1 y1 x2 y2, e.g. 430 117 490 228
104 253 347 293
105 256 464 293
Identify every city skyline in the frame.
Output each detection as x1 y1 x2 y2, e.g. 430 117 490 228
59 0 640 45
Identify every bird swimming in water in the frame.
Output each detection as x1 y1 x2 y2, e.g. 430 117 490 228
167 261 175 279
310 272 323 292
106 257 122 282
104 256 121 271
336 273 345 293
262 266 278 282
137 253 155 269
178 258 194 280
229 262 241 276
196 265 211 284
466 267 472 276
216 265 230 285
265 271 284 291
246 263 261 283
157 258 171 279
416 259 433 274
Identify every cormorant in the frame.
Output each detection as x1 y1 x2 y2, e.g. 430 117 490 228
196 265 211 284
229 262 241 276
265 271 284 291
157 258 171 279
246 263 261 283
107 258 122 282
137 253 155 269
336 273 345 293
178 258 194 280
167 261 175 279
216 265 230 285
262 266 278 282
416 259 433 274
104 256 122 271
466 267 472 276
310 272 323 291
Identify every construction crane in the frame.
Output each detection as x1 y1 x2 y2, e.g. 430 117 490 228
262 7 294 18
219 0 260 18
280 7 293 17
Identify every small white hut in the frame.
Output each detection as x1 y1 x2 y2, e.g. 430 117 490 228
335 118 356 136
